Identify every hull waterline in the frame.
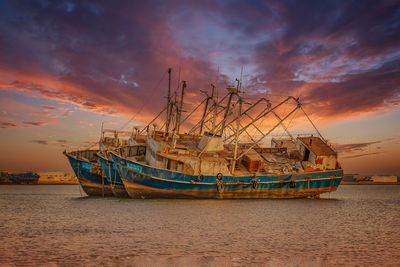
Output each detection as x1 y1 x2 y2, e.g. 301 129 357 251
97 154 129 198
111 152 343 199
65 153 113 197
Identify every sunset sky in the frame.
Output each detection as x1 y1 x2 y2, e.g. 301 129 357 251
0 0 399 175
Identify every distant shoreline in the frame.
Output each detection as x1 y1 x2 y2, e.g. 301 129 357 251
342 181 400 185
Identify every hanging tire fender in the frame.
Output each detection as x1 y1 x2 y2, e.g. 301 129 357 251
215 173 224 193
251 176 258 189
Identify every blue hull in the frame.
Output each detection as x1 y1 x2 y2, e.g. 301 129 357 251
65 152 113 197
97 154 129 198
111 153 343 199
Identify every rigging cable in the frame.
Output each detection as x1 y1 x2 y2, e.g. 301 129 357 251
118 70 168 131
79 71 168 151
300 105 324 141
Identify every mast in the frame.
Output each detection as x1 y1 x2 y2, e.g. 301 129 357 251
231 96 242 173
165 68 172 134
176 81 186 134
100 122 104 140
219 90 234 135
219 79 240 135
199 84 215 135
237 98 301 159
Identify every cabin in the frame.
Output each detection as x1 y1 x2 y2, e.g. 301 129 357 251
197 132 224 152
271 138 297 152
271 138 301 159
297 137 337 171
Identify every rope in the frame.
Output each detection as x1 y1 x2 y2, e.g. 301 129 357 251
77 71 167 151
276 108 298 141
300 106 324 141
118 71 168 131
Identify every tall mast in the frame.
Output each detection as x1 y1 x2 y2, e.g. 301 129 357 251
231 96 242 173
220 80 240 135
220 91 234 135
176 81 186 134
199 84 215 135
165 68 172 134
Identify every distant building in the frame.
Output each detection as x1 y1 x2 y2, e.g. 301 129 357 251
343 174 358 182
371 175 398 183
38 172 78 184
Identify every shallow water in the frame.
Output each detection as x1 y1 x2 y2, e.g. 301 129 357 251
0 185 399 266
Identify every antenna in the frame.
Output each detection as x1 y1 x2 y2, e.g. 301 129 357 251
165 68 172 134
176 81 186 134
239 65 244 93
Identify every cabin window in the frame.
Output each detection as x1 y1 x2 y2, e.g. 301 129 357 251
130 146 138 156
303 148 310 161
177 162 183 172
166 159 181 171
138 146 146 155
167 159 171 170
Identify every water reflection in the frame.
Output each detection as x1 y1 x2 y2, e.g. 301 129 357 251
0 185 399 266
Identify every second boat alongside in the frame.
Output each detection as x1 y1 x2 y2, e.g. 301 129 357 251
97 151 129 198
64 149 113 197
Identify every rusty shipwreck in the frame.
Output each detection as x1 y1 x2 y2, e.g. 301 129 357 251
64 129 143 197
109 69 343 199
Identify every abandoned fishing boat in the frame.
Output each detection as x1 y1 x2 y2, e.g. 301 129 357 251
64 128 136 197
111 134 342 199
97 129 145 197
64 149 113 197
111 69 344 199
97 152 127 197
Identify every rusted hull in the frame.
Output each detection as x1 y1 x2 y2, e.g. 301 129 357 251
77 177 114 197
65 153 113 197
122 180 339 199
110 184 129 198
97 154 129 198
111 152 343 199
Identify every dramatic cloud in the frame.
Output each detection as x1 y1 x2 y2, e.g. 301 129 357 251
0 1 223 124
1 121 17 128
233 0 400 117
30 139 67 146
41 105 57 110
334 141 383 154
342 152 383 159
334 138 396 154
0 0 399 123
23 121 47 127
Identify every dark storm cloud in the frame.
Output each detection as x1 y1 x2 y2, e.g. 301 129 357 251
301 58 400 116
0 0 399 120
0 0 218 120
247 0 400 116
